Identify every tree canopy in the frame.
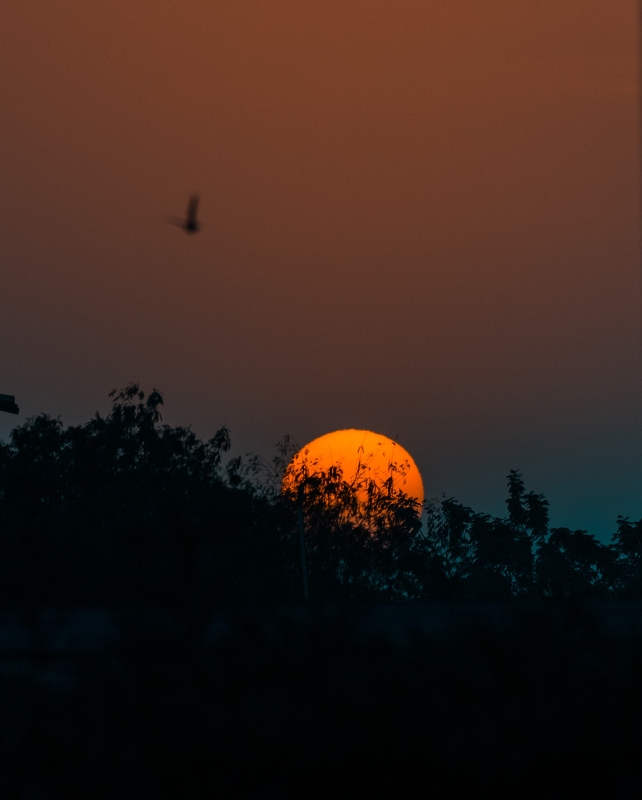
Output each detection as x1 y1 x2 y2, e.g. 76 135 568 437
0 385 640 607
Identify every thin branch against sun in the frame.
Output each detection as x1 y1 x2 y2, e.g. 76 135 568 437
282 429 424 519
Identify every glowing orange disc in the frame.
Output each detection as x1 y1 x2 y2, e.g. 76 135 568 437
283 429 424 505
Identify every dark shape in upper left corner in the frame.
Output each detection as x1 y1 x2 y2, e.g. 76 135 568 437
0 394 19 415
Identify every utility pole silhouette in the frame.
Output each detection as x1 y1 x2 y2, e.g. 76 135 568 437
0 394 18 415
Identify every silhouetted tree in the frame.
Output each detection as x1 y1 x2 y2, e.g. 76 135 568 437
281 453 425 601
611 515 642 597
506 470 549 544
467 514 533 599
1 388 639 607
536 528 616 599
506 469 528 529
0 385 292 610
423 472 549 599
523 490 549 544
422 496 473 595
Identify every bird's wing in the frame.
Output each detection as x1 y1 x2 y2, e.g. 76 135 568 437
187 194 199 223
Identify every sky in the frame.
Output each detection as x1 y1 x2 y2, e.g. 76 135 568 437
1 0 641 538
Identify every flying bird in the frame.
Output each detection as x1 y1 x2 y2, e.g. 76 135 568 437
171 194 200 233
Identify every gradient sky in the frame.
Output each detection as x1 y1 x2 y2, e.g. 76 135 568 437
1 1 641 538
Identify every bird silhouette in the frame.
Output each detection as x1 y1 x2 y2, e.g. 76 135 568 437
170 194 200 233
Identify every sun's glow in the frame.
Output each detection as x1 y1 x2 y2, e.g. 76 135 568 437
283 429 424 506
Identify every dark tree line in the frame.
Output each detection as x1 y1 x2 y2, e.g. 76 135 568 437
5 387 642 798
0 384 641 608
422 471 632 601
0 385 292 611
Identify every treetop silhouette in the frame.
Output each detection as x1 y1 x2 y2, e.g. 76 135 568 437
0 387 639 606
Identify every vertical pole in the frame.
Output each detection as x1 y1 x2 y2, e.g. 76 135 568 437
297 504 310 605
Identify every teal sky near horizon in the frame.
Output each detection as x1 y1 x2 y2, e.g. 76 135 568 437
0 0 641 538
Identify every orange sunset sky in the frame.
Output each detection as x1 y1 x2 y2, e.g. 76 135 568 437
1 1 641 536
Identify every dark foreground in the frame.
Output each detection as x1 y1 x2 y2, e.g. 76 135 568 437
3 602 642 798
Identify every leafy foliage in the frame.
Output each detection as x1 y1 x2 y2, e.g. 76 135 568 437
282 452 424 601
0 385 291 610
0 389 640 606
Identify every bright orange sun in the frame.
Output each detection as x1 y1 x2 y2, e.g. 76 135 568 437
283 429 424 506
